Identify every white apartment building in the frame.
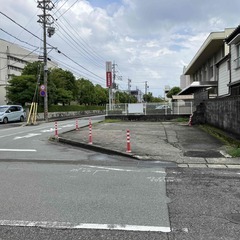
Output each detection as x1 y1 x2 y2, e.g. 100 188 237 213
0 39 57 105
179 28 235 99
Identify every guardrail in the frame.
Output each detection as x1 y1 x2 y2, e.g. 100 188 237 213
106 102 193 116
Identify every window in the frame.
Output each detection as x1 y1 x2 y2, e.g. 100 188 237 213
234 44 240 69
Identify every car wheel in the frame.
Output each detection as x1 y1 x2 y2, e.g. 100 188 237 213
20 116 24 122
3 117 8 124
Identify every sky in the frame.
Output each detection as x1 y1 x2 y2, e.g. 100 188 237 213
0 0 240 97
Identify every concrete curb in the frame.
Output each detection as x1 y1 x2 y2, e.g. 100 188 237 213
57 136 140 160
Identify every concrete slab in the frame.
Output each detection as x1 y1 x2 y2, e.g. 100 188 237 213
207 164 227 168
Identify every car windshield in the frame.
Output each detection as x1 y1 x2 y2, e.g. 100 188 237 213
0 107 8 112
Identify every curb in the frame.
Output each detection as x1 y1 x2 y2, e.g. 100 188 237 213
56 137 140 160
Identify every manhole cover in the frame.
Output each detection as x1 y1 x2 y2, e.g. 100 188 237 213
226 213 240 224
184 150 223 158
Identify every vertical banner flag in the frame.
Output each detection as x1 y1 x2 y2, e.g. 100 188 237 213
106 61 112 87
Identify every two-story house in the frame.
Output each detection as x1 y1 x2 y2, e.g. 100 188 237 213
225 25 240 96
178 28 235 107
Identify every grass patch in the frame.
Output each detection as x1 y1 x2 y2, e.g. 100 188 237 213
104 119 122 123
175 117 189 122
227 147 240 158
199 124 240 157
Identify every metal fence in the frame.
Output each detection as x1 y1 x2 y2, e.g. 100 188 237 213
106 102 193 116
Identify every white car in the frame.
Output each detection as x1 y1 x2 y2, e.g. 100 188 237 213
0 105 26 124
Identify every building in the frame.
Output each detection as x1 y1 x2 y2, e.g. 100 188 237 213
0 39 57 105
178 28 235 106
225 25 240 96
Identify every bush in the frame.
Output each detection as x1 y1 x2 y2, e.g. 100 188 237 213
37 105 105 113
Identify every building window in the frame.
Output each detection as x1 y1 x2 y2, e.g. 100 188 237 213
7 55 28 64
234 44 240 69
8 65 23 72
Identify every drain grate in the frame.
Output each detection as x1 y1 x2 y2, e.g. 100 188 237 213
184 150 223 158
226 213 240 224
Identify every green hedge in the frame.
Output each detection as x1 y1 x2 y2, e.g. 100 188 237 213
37 105 105 113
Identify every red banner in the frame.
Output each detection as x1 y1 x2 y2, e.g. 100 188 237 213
106 71 112 87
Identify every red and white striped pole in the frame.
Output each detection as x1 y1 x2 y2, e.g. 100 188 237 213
54 121 58 138
89 118 92 144
76 119 79 130
188 114 193 127
126 129 131 153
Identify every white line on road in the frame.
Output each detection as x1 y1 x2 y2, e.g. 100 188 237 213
14 133 42 140
0 149 36 152
0 220 171 232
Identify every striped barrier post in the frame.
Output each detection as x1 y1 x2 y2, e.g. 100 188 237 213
54 121 58 138
126 129 131 153
89 118 92 144
76 119 79 130
188 114 193 127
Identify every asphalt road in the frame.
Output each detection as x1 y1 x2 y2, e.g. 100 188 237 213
1 118 240 239
0 162 170 240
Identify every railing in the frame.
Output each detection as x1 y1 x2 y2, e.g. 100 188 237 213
106 102 193 116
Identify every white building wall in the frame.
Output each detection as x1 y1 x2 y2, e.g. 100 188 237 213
230 44 240 83
0 39 57 105
218 61 229 96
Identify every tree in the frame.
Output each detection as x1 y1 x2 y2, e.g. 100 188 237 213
76 78 96 105
94 84 108 105
166 86 181 98
6 75 37 106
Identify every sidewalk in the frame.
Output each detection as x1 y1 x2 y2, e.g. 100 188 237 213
58 121 240 168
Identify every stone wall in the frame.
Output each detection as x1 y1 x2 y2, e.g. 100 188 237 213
36 110 105 121
195 96 240 136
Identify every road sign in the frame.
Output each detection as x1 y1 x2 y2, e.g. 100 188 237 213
40 90 46 97
40 85 45 90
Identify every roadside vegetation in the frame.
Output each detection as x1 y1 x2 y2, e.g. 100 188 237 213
199 124 240 157
6 62 164 111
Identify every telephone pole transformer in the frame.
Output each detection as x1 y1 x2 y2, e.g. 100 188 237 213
37 0 55 121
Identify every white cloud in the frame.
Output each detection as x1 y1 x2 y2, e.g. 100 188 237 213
1 0 240 96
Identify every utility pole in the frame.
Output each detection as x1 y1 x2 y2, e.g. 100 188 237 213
128 78 131 92
145 81 149 95
112 61 117 104
37 0 55 121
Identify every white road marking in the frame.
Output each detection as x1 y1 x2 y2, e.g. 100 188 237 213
14 133 41 140
85 165 165 174
40 128 55 133
0 220 171 232
61 124 74 128
0 149 36 152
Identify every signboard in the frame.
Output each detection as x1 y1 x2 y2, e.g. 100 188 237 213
106 72 112 87
106 61 112 87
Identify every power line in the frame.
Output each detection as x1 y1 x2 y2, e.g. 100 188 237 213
0 28 40 49
0 10 105 83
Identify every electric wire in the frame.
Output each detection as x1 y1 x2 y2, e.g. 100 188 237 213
0 10 105 82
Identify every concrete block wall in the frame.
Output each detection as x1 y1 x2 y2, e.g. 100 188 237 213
201 96 240 136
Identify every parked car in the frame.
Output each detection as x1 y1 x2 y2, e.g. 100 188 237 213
0 105 26 124
155 105 171 110
154 105 171 114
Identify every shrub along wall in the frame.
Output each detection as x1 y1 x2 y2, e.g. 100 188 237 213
196 96 240 136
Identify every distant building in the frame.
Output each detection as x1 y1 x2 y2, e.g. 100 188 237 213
0 39 57 104
130 89 144 102
164 85 171 101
